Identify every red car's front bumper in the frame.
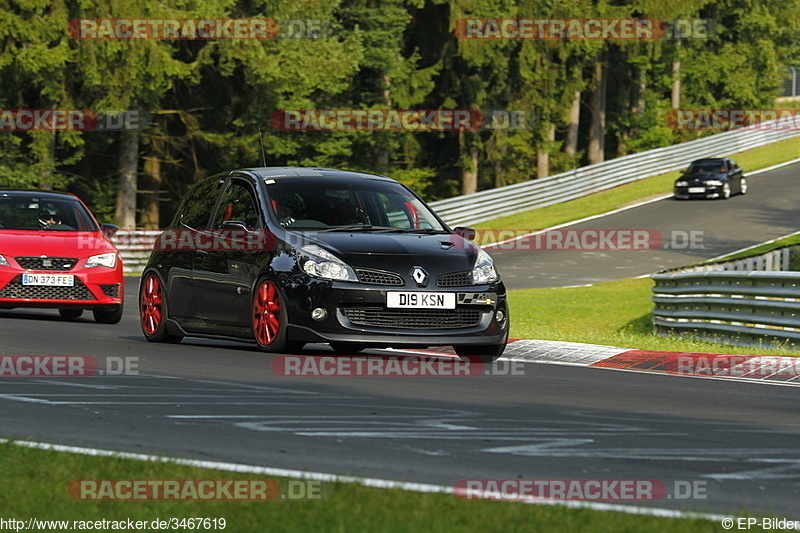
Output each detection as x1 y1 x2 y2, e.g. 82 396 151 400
0 258 123 309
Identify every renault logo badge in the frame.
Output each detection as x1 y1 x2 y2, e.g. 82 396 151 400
411 266 428 287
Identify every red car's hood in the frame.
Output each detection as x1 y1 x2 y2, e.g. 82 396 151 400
0 230 116 258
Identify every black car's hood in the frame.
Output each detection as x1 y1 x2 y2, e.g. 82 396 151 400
295 231 480 273
680 171 725 182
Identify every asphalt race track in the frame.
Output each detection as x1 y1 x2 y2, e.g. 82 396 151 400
491 160 800 289
1 281 799 518
3 164 800 519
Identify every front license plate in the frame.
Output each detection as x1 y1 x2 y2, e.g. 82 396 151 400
387 292 455 309
22 274 74 287
688 187 706 193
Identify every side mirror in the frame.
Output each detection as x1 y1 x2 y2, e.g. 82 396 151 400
220 220 249 232
101 223 119 238
454 226 476 241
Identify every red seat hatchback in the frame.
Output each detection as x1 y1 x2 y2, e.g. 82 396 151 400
0 191 124 323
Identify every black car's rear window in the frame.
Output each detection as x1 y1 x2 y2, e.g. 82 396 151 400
0 195 99 231
264 177 446 232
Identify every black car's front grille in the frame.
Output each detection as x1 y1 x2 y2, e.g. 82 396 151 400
437 271 472 287
15 256 77 271
99 284 120 298
0 276 94 301
355 269 404 286
341 306 483 329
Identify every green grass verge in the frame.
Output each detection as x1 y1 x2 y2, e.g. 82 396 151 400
475 136 800 237
0 442 731 533
507 277 800 356
710 231 800 262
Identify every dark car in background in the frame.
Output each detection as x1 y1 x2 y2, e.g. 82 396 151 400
139 167 509 361
673 158 747 200
0 191 124 323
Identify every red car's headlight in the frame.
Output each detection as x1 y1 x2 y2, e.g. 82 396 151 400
85 252 117 269
0 254 9 267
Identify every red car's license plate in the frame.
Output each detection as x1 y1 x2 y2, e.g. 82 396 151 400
21 274 75 286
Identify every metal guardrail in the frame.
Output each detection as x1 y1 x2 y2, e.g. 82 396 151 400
110 230 161 274
430 122 800 227
652 244 800 347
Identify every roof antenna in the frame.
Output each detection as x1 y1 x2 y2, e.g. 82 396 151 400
257 125 267 167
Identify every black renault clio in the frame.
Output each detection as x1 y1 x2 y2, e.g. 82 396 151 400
139 167 508 361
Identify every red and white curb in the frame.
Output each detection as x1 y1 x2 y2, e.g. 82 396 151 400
501 339 800 386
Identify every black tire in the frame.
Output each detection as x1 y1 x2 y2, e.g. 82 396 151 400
330 342 365 354
453 343 506 364
721 182 731 199
740 178 747 195
93 305 123 324
252 277 293 353
139 272 183 342
59 308 83 319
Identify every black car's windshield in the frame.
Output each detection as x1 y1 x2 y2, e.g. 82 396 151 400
0 195 99 231
688 161 726 173
265 177 447 233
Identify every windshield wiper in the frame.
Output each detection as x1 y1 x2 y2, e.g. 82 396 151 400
319 225 408 233
401 228 449 234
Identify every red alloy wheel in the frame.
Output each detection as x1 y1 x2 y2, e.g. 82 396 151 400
253 280 281 346
140 274 163 336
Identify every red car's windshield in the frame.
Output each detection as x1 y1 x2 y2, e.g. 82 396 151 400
0 195 99 231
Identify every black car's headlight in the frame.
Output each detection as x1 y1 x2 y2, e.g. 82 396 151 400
675 180 689 187
299 245 357 282
704 180 723 186
472 248 498 284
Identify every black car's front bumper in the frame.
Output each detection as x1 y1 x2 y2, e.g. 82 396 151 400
673 185 726 199
283 278 509 347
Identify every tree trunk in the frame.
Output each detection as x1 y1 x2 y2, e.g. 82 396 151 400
564 90 580 157
115 131 139 229
588 56 607 165
376 74 392 168
671 59 681 109
140 154 161 230
459 130 479 195
37 132 56 190
537 122 555 178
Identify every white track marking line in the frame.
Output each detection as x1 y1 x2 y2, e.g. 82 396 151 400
0 438 732 523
